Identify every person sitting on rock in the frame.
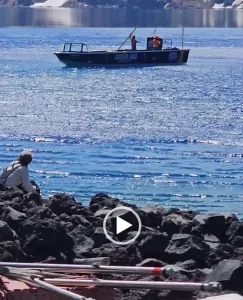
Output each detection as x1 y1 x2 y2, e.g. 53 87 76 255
0 150 37 193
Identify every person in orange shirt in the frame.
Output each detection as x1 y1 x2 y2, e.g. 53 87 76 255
130 35 140 51
153 35 161 50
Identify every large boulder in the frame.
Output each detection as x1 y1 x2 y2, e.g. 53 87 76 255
91 227 109 249
161 214 192 236
69 215 91 227
176 259 198 270
0 189 25 213
92 243 142 266
232 236 243 248
205 244 233 268
0 241 27 261
0 247 13 261
192 213 236 240
19 217 74 262
225 220 243 242
205 260 243 293
138 232 169 260
165 234 210 265
139 204 165 228
1 206 27 233
47 193 77 216
0 220 18 242
23 206 57 219
89 193 120 212
23 192 43 208
69 226 94 257
0 189 24 201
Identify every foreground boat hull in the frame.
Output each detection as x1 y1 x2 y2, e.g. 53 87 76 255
54 49 190 68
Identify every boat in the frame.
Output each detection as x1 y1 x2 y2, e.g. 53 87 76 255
54 29 190 68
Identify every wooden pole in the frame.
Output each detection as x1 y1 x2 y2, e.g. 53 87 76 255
117 26 137 51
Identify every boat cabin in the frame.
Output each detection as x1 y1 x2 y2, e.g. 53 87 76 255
61 37 171 54
147 37 163 50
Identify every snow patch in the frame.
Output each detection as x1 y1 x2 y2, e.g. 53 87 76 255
31 0 68 7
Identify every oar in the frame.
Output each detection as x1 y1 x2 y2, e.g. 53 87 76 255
117 26 138 51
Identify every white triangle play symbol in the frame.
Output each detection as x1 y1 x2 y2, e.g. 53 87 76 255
116 216 132 234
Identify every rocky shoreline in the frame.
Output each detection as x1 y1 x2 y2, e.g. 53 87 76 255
1 184 243 299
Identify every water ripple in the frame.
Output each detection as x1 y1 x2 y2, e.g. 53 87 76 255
0 28 243 217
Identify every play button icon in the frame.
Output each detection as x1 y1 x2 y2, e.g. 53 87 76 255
103 206 142 245
116 216 132 234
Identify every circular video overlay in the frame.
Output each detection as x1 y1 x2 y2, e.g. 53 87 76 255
103 206 142 246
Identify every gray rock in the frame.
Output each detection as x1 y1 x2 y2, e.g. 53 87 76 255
140 204 165 228
136 258 165 267
1 206 27 232
92 243 142 266
205 259 243 293
204 234 220 243
176 259 198 270
161 214 192 236
0 220 18 242
138 232 169 259
89 193 120 210
48 193 77 216
192 214 230 240
94 208 110 218
91 227 109 248
232 236 243 248
165 234 210 265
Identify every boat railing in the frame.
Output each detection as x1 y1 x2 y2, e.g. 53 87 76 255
62 43 88 53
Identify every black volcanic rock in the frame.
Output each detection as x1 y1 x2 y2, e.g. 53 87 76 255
225 220 243 242
19 217 74 262
136 258 166 267
92 243 142 266
138 232 169 260
192 213 234 241
91 227 109 248
1 189 243 297
165 234 210 266
0 220 18 242
1 206 27 233
205 260 243 293
162 214 192 236
89 193 120 211
139 204 165 228
47 193 78 216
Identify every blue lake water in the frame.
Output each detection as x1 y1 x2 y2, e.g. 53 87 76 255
0 26 243 217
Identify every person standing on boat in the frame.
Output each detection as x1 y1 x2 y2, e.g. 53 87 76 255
130 35 140 51
0 150 37 193
153 35 162 50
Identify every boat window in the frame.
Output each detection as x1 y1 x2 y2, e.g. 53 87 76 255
70 43 83 52
63 43 71 52
163 39 173 49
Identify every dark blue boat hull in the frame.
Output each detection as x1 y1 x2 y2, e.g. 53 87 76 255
54 49 190 68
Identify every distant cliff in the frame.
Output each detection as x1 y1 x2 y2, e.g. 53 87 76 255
0 0 243 9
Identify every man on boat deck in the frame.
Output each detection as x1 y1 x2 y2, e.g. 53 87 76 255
130 35 140 51
0 150 36 193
